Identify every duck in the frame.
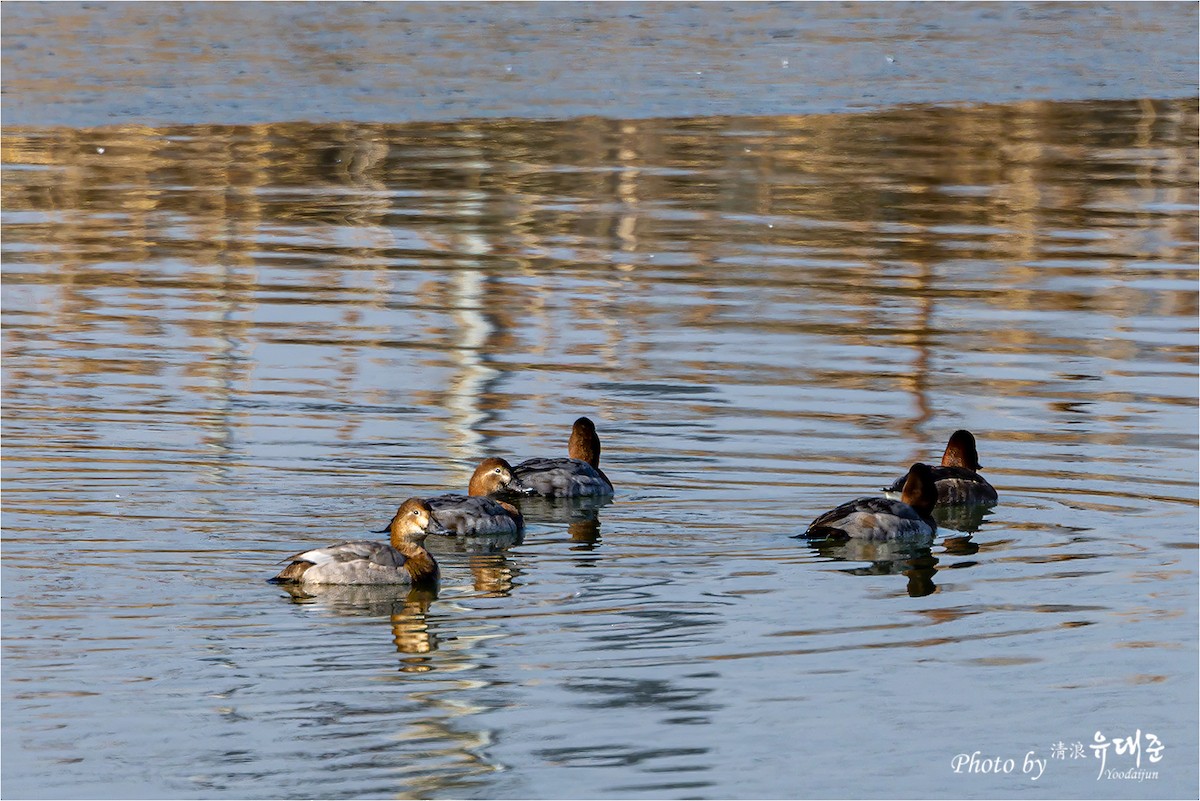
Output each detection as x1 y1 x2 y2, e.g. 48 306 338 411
510 417 614 498
425 457 526 536
883 430 998 504
270 498 441 586
800 462 938 541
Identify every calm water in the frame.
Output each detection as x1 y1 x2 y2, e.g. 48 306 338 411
3 5 1199 801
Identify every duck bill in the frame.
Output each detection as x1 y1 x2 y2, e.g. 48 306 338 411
507 476 535 495
428 518 451 536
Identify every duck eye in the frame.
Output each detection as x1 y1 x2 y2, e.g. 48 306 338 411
493 467 502 474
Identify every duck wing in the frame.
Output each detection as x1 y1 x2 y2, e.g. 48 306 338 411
805 497 869 533
931 466 998 504
804 496 924 538
425 494 522 536
291 540 407 569
514 457 610 497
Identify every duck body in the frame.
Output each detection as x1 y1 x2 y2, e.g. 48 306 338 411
882 430 997 505
802 463 939 542
425 494 524 536
420 457 527 538
804 496 936 541
510 417 614 498
512 457 613 498
271 498 440 586
275 540 429 585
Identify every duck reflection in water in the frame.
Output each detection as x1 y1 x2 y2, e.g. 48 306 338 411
807 538 938 597
510 493 612 551
805 534 981 598
465 552 523 597
277 584 441 667
567 517 602 550
932 502 994 533
427 523 524 555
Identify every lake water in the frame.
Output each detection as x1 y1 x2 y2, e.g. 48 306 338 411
2 4 1198 800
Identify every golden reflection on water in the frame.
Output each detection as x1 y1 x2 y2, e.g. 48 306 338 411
465 553 520 597
4 100 1196 477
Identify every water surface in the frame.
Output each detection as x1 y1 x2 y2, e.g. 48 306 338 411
3 3 1199 798
4 97 1197 799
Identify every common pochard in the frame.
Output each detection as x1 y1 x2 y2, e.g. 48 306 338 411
883 430 998 505
425 457 526 536
510 417 614 498
270 498 441 586
801 463 938 541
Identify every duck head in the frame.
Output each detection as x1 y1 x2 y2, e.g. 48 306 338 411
568 416 602 468
900 462 938 516
374 497 447 545
942 430 982 471
468 457 529 496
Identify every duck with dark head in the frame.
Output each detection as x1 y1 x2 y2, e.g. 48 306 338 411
801 463 939 542
884 430 997 505
509 416 614 498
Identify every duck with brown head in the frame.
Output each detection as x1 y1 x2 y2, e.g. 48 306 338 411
509 417 614 498
883 430 998 505
800 463 939 541
423 457 526 537
270 498 442 586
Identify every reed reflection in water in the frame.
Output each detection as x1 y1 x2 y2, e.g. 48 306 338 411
2 98 1197 799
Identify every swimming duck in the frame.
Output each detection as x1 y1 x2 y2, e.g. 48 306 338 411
425 457 526 536
801 463 938 541
883 430 998 504
511 417 614 497
270 498 441 586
